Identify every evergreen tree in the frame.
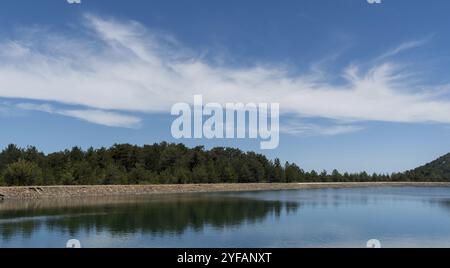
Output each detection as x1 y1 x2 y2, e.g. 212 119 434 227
0 144 23 170
331 169 342 182
192 164 208 183
3 160 43 186
271 158 284 183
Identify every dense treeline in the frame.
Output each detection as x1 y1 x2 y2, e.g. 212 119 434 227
0 143 446 186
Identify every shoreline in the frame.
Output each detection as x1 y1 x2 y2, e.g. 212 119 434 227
1 182 450 200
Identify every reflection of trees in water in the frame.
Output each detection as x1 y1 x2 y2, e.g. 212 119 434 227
0 195 298 240
432 199 450 212
0 218 40 241
413 198 450 216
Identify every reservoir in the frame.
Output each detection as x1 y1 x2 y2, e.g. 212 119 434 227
1 186 450 248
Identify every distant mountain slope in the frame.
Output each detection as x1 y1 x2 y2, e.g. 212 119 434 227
405 153 450 181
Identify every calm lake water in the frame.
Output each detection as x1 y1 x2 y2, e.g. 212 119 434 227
1 186 450 248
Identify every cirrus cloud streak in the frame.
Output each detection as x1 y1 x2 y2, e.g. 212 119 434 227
0 14 449 133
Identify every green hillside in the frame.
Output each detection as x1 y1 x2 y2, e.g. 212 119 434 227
404 153 450 181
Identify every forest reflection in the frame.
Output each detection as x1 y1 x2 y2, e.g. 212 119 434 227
0 194 299 240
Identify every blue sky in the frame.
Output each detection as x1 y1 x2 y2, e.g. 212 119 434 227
1 0 450 173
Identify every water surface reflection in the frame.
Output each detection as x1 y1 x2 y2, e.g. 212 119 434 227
1 187 450 248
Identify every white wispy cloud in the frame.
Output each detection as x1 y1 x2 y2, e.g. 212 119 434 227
281 121 364 137
58 109 141 128
0 14 449 132
377 38 430 60
16 103 141 128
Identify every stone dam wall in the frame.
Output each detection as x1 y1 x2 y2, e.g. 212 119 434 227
0 182 450 200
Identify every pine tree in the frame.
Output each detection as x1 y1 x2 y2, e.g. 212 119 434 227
3 160 43 186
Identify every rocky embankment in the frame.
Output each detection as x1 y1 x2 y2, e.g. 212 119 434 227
1 182 450 200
